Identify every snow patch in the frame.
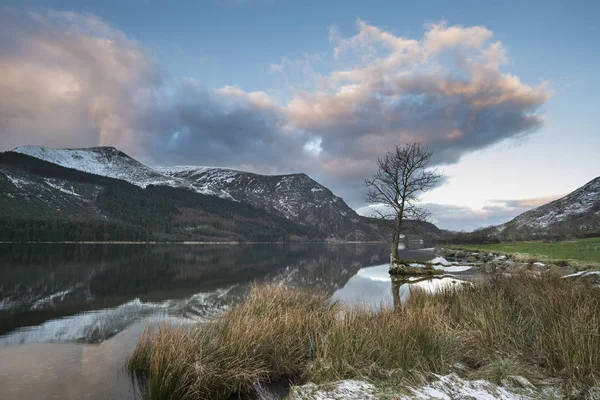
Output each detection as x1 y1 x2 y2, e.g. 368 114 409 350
43 179 81 197
14 145 184 189
405 373 538 400
290 380 378 400
289 374 553 400
430 256 451 266
563 271 600 279
532 262 546 268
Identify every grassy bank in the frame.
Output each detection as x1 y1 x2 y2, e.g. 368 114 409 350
128 277 600 399
450 237 600 266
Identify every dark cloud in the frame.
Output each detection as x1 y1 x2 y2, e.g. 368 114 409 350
0 10 551 230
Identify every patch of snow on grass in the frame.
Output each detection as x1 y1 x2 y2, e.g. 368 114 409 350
290 380 378 400
404 373 534 400
563 271 600 279
430 256 451 266
532 262 546 268
290 374 547 400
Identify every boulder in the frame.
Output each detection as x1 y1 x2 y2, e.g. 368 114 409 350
444 249 456 258
454 251 467 259
483 262 497 273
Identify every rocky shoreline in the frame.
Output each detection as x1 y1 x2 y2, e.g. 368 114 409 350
431 247 600 285
389 245 600 283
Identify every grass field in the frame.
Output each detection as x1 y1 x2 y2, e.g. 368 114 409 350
450 237 600 265
128 278 600 399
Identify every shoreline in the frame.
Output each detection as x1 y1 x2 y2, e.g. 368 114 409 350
0 240 388 245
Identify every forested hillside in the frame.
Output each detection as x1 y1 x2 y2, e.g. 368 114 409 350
0 152 322 242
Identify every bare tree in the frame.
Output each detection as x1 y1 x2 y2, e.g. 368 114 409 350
365 142 442 263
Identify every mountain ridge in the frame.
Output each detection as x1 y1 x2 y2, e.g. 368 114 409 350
8 145 387 241
457 176 600 242
3 144 448 242
0 151 322 242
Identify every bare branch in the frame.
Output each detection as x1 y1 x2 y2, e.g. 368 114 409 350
364 142 443 262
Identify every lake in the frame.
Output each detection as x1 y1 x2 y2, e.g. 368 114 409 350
0 242 448 399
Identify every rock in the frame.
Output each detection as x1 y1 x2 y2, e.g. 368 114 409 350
532 262 546 268
480 253 494 262
466 256 477 263
483 262 497 273
454 251 467 259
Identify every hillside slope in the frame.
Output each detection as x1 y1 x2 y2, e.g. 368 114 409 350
5 145 447 241
461 177 600 242
0 152 321 242
156 166 383 240
8 146 388 240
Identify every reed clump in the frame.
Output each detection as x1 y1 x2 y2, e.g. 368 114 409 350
128 274 600 399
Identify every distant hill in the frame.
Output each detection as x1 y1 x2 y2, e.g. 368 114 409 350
453 177 600 242
6 145 394 241
156 165 387 241
0 152 322 242
3 145 449 242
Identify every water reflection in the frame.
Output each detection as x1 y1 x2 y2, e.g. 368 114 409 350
1 243 394 345
332 263 471 309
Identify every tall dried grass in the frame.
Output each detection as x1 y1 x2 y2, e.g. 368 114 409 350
128 274 600 399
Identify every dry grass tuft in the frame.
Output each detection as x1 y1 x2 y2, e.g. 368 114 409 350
128 275 600 399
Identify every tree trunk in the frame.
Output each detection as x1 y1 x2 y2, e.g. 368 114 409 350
391 278 402 313
390 217 402 262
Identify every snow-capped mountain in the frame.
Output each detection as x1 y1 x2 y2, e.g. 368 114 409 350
156 165 376 239
476 177 600 240
12 146 236 199
13 145 183 189
507 177 600 230
5 145 387 240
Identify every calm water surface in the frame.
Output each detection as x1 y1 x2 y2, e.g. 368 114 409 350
0 242 449 399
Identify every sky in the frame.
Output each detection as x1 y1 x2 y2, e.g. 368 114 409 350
0 0 598 231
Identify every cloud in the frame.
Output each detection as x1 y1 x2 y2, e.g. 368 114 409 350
0 9 551 223
285 19 549 172
426 194 562 231
357 195 562 231
492 195 563 209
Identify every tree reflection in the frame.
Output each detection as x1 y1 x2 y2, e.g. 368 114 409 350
390 274 458 312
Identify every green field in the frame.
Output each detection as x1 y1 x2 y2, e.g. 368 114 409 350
452 237 600 265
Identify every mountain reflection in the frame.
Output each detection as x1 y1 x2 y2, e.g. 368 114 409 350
0 243 391 340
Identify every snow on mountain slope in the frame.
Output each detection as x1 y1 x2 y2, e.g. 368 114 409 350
7 146 386 239
13 145 182 188
507 177 600 229
473 176 600 240
0 166 105 219
12 146 238 199
156 165 377 238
